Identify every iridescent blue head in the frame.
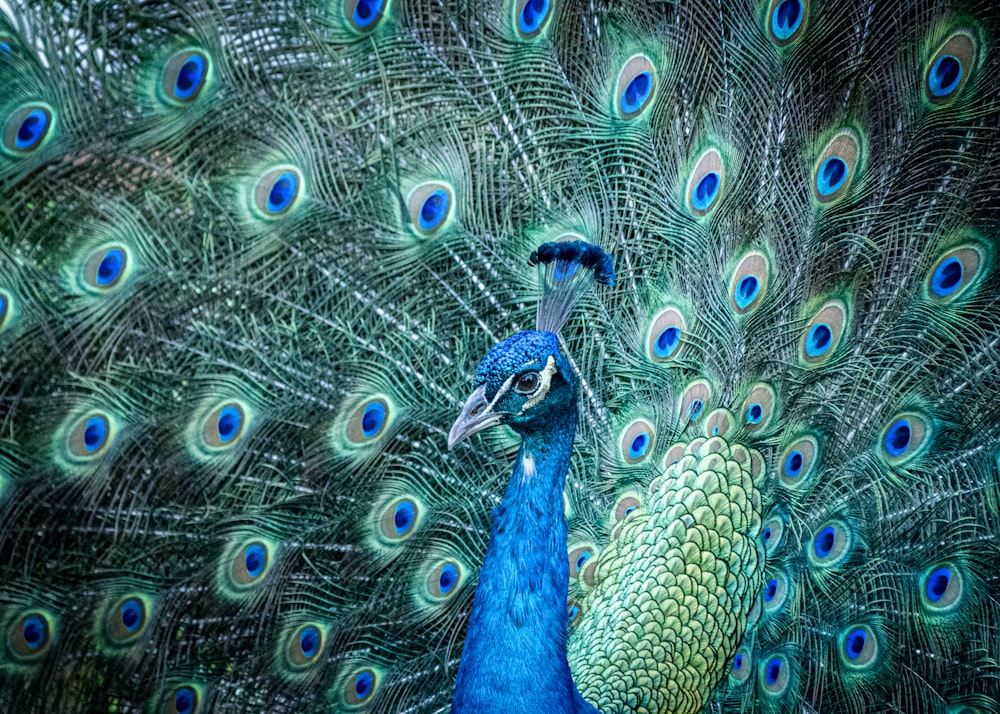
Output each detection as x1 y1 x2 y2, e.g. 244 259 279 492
448 330 577 446
448 241 613 448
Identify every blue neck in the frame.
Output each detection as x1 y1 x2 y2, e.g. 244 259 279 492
452 411 596 714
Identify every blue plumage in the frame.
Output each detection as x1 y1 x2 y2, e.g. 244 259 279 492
0 0 999 712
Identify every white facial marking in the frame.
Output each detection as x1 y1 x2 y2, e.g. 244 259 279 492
524 356 557 411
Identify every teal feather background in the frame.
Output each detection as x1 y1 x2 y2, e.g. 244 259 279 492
0 0 998 712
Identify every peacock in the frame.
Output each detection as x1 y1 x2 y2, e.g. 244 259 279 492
0 0 998 711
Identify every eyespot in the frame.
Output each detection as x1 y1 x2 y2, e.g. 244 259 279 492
779 435 818 487
514 371 541 395
426 560 463 600
621 420 654 464
813 130 861 203
82 244 130 292
761 514 785 555
920 563 964 612
613 493 642 523
408 182 453 235
8 611 54 661
515 0 552 38
346 0 387 32
162 684 202 714
254 167 302 217
729 251 770 314
201 402 248 449
346 397 391 444
927 245 983 301
687 149 724 217
762 572 789 613
925 31 976 103
567 600 583 626
106 595 150 644
0 291 11 333
731 646 752 682
741 383 776 432
839 625 879 669
161 50 210 105
229 540 273 588
344 668 379 706
615 55 656 119
760 654 790 695
768 0 807 45
703 409 733 438
808 519 852 568
679 380 711 424
286 624 325 669
378 497 421 541
800 300 847 364
647 308 686 361
880 412 929 464
3 104 54 155
568 544 598 586
67 412 114 461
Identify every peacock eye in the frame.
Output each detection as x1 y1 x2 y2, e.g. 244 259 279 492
514 372 540 395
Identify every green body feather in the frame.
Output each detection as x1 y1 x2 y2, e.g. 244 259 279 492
0 0 998 712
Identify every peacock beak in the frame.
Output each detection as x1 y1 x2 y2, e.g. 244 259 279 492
448 384 503 449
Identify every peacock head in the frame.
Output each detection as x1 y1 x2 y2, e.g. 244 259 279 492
448 329 576 447
448 240 614 449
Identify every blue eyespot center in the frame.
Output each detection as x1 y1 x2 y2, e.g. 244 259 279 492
687 399 704 421
762 526 772 543
884 419 911 457
353 0 385 27
845 629 866 659
439 563 457 593
267 172 298 214
654 326 680 358
84 416 108 452
771 0 803 40
519 0 550 34
575 551 591 570
733 653 744 670
96 249 125 286
175 687 195 714
784 450 803 478
621 71 652 115
217 406 242 443
244 543 267 578
354 671 374 700
418 189 450 231
629 433 649 459
361 401 386 438
691 171 720 211
805 323 832 356
299 627 320 658
393 500 415 534
15 108 50 150
746 403 763 424
817 156 848 195
764 579 778 601
929 55 962 97
567 604 580 621
735 275 760 308
815 526 836 558
932 257 963 296
175 55 206 100
22 616 45 649
120 599 143 633
765 657 782 685
926 566 951 602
